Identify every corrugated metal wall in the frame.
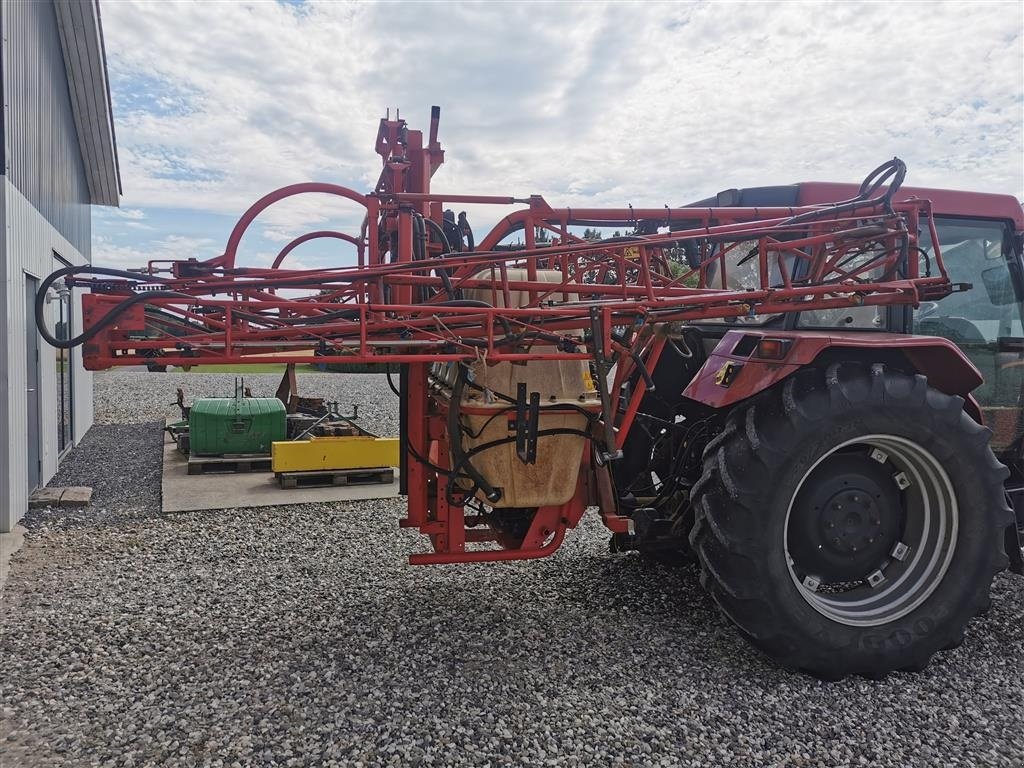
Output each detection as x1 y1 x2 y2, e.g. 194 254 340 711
0 179 93 532
3 0 91 258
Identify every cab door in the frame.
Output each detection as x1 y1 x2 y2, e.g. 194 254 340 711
914 218 1024 460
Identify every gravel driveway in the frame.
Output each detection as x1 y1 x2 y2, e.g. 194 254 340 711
1 370 1022 767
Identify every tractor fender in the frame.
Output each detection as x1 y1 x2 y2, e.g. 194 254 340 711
682 329 984 422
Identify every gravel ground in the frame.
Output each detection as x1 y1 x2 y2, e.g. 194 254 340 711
1 370 1022 767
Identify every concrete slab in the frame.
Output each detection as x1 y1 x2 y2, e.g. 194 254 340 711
27 488 63 509
0 525 26 599
161 438 401 513
58 487 93 507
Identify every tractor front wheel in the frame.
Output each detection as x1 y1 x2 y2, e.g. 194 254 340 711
689 362 1011 679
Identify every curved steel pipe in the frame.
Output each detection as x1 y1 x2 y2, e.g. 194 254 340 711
272 230 365 269
220 182 369 270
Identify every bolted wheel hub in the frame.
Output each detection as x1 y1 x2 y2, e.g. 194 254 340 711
788 452 902 582
819 488 882 555
784 434 959 627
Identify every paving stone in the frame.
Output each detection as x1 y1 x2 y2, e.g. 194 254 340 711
27 488 63 509
58 487 93 508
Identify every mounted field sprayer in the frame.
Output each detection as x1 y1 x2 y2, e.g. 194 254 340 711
39 108 1024 679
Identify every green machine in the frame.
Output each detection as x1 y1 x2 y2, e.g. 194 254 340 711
188 380 286 456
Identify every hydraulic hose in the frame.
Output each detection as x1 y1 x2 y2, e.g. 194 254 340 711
432 368 595 415
413 213 456 299
783 158 907 226
423 217 452 253
858 157 907 202
412 214 429 303
458 212 475 252
445 426 594 507
609 329 656 393
34 265 186 349
412 213 427 261
450 366 502 503
386 369 402 397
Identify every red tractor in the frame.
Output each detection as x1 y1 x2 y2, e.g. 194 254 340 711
40 108 1023 679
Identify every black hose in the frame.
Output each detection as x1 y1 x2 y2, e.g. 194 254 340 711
825 245 903 283
405 435 471 481
627 349 656 392
423 217 452 253
386 369 402 397
634 416 714 511
442 363 603 507
911 245 932 278
35 265 187 349
412 213 427 261
858 157 907 203
412 214 430 304
458 212 475 252
460 399 599 439
44 264 175 285
425 216 458 299
783 158 907 226
412 213 457 300
435 266 457 301
433 370 598 422
450 366 502 503
445 426 595 507
457 427 594 466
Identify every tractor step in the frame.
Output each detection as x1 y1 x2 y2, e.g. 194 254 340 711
276 466 395 489
186 454 272 475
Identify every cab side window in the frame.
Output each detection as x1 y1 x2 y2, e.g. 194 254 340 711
915 219 1021 342
915 217 1024 452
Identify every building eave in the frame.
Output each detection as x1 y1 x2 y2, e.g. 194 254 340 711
53 0 121 207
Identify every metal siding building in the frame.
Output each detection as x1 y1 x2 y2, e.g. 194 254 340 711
0 0 120 532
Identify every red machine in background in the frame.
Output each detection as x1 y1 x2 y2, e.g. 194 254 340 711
39 108 1023 679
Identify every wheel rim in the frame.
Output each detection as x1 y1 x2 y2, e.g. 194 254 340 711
784 434 958 627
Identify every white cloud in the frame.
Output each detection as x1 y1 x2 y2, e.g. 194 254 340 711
100 0 1023 247
92 234 220 268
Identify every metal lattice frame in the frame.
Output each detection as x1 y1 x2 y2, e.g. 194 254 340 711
43 109 957 564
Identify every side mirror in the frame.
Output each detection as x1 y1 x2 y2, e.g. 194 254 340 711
981 266 1018 306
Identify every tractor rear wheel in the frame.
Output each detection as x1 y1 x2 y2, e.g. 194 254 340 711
689 362 1012 679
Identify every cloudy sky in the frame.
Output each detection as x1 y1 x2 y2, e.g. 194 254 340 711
94 0 1024 272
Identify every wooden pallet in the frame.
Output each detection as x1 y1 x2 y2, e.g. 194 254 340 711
276 466 395 489
187 454 272 475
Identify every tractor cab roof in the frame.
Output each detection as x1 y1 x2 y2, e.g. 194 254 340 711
687 182 1024 230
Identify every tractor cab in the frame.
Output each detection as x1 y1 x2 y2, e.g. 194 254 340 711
683 182 1024 466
